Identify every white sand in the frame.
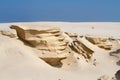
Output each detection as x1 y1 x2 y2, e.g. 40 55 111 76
0 22 120 80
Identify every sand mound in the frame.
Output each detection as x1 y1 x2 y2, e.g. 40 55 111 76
10 25 95 67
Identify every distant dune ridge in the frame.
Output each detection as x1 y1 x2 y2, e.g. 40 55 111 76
0 22 120 80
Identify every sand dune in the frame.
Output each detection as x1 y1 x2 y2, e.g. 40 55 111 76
0 22 120 80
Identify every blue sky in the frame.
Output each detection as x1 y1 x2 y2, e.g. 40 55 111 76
0 0 120 22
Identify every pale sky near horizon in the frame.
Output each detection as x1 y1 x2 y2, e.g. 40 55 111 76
0 0 120 22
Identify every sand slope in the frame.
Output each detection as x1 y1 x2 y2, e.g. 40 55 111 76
0 22 120 80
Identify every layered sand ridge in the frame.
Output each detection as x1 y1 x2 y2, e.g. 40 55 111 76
10 25 94 67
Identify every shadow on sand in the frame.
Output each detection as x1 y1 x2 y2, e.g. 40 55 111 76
109 49 120 66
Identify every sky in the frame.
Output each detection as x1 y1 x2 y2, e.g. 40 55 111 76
0 0 120 22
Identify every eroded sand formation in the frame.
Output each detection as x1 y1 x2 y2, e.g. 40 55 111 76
0 22 120 80
10 25 95 67
86 36 112 50
10 25 120 68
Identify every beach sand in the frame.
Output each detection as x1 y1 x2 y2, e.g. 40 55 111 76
0 22 120 80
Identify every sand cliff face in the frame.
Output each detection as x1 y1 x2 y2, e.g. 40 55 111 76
10 25 69 53
10 25 95 67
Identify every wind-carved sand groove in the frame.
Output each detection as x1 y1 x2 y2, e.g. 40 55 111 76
71 38 94 60
0 30 16 38
65 32 94 61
